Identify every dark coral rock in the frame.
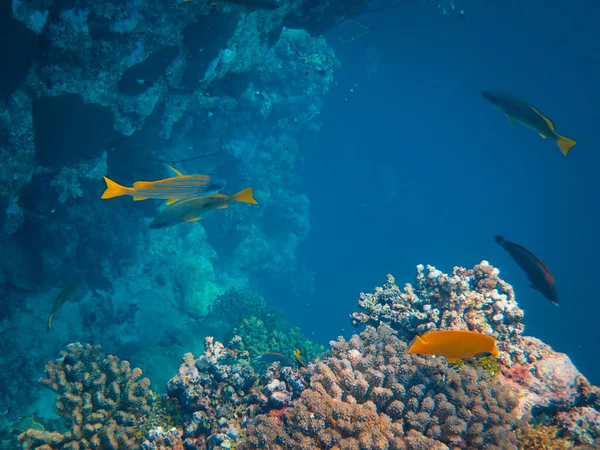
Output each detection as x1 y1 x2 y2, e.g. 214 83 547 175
206 71 255 98
181 12 239 90
0 0 40 97
118 45 180 95
33 93 114 167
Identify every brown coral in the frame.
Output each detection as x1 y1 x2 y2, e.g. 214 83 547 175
239 325 522 449
19 343 153 450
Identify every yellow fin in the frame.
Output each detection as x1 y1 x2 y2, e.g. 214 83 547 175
407 335 428 354
556 135 577 156
133 181 153 189
539 133 548 139
185 217 202 222
168 165 184 177
293 349 307 368
216 204 229 209
528 105 555 132
133 196 148 201
165 199 179 205
101 177 131 199
233 187 258 205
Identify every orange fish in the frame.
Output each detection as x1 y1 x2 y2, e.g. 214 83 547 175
408 330 499 363
149 187 258 229
101 166 219 205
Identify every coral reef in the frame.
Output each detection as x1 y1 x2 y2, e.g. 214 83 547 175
350 262 600 447
240 324 522 449
351 262 525 356
164 335 308 449
19 343 154 449
1 0 338 422
14 261 600 449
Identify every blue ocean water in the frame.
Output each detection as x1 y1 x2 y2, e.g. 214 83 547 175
297 0 600 384
2 0 600 447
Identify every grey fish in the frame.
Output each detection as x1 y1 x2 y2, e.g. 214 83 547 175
482 90 577 156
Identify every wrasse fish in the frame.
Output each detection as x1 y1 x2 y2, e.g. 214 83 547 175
408 330 499 363
47 282 78 333
149 187 258 229
253 352 295 367
482 90 577 156
101 166 223 205
494 235 558 305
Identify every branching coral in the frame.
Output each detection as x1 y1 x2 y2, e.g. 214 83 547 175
240 324 522 449
351 262 525 357
165 336 308 449
19 343 154 450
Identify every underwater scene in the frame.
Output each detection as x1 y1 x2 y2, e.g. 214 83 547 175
1 0 599 448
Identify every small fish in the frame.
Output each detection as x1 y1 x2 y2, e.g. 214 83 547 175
210 0 280 12
47 282 78 333
149 187 258 229
494 235 558 305
102 166 220 204
408 330 499 363
293 349 307 368
482 90 577 156
253 352 295 367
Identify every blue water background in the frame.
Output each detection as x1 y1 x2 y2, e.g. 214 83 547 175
290 0 600 383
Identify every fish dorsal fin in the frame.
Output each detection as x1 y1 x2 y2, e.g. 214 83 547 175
527 105 555 132
168 165 185 177
165 199 179 205
507 115 517 127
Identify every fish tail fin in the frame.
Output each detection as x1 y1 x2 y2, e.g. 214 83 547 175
556 135 577 156
234 187 258 205
101 177 131 199
407 335 428 354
